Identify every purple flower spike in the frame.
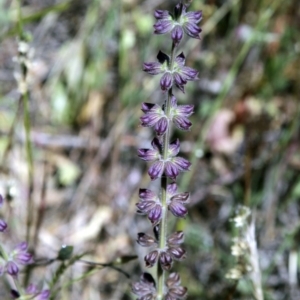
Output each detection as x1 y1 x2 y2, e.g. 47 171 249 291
140 103 169 136
0 219 7 232
7 261 19 276
136 188 162 225
153 3 202 44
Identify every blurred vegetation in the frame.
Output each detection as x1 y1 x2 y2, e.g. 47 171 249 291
0 0 300 299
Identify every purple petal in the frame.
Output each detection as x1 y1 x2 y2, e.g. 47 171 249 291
176 104 194 116
154 117 168 135
137 233 157 247
173 72 187 87
154 19 173 34
140 113 162 128
166 272 181 287
168 247 186 260
183 22 202 39
143 62 163 75
148 204 162 224
171 157 191 171
160 72 173 91
37 290 50 300
173 115 192 131
154 10 170 20
145 250 159 268
0 219 7 232
184 11 203 23
159 251 173 270
136 200 156 214
171 25 183 44
169 201 188 218
7 261 19 276
15 242 28 252
175 52 185 65
167 231 184 245
148 161 164 180
168 139 180 157
137 149 159 161
16 252 32 264
132 272 156 298
168 286 188 298
171 192 189 203
165 161 179 180
139 189 157 201
141 103 161 113
26 284 39 295
167 182 177 196
180 66 198 80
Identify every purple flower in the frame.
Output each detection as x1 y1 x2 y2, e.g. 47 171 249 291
138 138 191 181
154 4 202 44
140 103 169 136
7 261 19 276
1 242 33 277
137 233 157 247
170 95 194 131
166 272 188 300
143 51 198 93
26 284 50 300
166 183 189 218
136 189 162 225
12 242 33 265
0 219 7 232
141 231 186 270
132 272 157 300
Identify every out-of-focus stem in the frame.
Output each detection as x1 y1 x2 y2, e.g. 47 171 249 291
17 0 34 243
157 42 177 299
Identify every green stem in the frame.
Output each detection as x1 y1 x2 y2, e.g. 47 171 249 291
157 42 177 299
17 0 34 244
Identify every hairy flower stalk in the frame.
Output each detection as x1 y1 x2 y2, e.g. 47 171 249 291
133 3 202 299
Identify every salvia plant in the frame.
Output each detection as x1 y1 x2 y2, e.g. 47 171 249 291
0 194 50 299
132 2 202 300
